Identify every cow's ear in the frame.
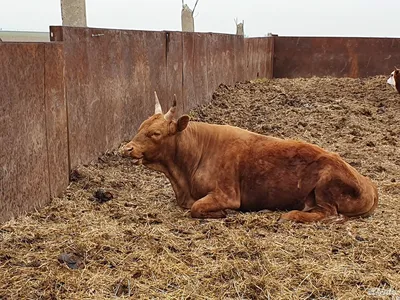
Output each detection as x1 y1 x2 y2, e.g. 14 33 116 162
177 115 190 132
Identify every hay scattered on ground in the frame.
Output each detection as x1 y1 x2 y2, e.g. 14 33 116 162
1 76 399 299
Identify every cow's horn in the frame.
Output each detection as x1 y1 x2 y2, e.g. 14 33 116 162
165 94 177 121
154 91 163 114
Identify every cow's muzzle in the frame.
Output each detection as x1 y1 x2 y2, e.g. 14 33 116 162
119 144 133 157
120 144 144 165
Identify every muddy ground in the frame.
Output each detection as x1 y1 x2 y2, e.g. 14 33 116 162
1 76 399 299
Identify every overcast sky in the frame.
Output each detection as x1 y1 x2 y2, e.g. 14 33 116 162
0 0 399 37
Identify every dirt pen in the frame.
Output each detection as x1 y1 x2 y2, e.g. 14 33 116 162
1 27 400 299
1 75 400 299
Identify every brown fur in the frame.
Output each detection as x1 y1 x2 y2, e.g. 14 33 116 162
121 108 378 223
394 68 400 93
389 67 400 94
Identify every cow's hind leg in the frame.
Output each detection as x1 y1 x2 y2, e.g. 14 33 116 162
279 208 335 223
279 177 341 223
279 209 349 224
190 189 240 219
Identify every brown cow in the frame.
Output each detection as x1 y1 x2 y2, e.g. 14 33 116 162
387 67 400 94
121 92 378 223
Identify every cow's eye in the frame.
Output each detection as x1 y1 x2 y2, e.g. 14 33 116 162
152 131 161 137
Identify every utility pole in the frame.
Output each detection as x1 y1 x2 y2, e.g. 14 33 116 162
235 18 244 36
60 0 87 27
181 0 199 32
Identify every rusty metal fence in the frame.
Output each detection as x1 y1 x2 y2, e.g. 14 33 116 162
48 27 273 169
0 43 68 222
273 37 400 78
0 27 273 222
245 37 274 79
2 27 400 222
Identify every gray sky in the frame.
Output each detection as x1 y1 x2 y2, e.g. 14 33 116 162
0 0 399 37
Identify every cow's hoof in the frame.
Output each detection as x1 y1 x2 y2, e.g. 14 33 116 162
191 210 226 219
321 214 348 224
277 216 290 223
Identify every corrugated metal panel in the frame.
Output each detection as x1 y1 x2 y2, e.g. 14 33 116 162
0 43 50 222
60 27 168 169
165 31 184 116
44 43 69 198
274 37 400 78
193 33 209 108
245 37 274 79
183 32 196 111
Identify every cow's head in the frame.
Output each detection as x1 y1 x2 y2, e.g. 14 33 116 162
387 67 400 93
121 92 189 165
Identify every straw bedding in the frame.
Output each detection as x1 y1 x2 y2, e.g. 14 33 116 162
1 76 399 299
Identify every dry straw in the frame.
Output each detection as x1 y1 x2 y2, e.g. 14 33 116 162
1 76 399 299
